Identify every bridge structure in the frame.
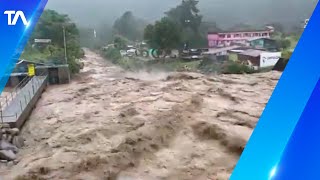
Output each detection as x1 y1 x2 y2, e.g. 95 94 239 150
0 74 48 128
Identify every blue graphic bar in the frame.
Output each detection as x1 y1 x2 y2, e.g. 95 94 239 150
273 79 320 180
0 0 48 93
230 2 320 180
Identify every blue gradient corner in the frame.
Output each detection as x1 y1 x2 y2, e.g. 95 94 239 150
0 0 48 93
230 2 320 180
273 79 320 180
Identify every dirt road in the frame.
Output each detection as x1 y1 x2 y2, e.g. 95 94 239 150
1 49 281 180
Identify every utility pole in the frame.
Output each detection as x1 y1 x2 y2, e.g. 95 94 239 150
63 26 68 65
184 19 191 50
93 29 97 38
63 25 71 83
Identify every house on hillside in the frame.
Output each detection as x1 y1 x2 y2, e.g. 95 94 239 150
207 27 274 48
248 37 279 52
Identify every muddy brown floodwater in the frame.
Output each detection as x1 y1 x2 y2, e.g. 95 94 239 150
0 49 281 180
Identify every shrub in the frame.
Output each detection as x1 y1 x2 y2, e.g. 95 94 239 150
103 47 122 63
223 61 255 74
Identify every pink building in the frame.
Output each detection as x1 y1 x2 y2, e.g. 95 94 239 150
208 27 274 48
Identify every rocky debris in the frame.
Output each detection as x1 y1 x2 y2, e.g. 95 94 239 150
0 123 25 165
79 61 85 70
0 150 16 161
12 136 25 148
0 140 19 153
166 73 201 81
119 107 139 118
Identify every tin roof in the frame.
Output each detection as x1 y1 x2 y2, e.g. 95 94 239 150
35 64 69 69
203 46 241 55
208 29 272 34
16 59 46 66
239 49 267 57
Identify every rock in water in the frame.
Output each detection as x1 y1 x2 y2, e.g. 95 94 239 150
6 161 14 167
12 136 25 148
0 160 8 164
0 140 19 153
7 135 13 143
0 150 16 161
1 134 6 141
7 128 19 136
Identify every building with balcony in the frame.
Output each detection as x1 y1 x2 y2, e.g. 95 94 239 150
248 37 279 52
208 27 274 48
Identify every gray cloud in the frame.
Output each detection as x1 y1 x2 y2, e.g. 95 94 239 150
46 0 317 29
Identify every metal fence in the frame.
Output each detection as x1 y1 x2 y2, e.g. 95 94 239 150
0 76 31 110
0 74 48 123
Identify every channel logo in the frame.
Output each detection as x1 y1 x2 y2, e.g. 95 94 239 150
4 10 28 26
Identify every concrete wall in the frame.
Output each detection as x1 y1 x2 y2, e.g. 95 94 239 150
58 67 70 84
36 66 70 85
260 52 282 68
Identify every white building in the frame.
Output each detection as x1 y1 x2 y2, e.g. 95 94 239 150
238 49 282 70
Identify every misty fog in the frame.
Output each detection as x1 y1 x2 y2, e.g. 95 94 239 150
47 0 317 30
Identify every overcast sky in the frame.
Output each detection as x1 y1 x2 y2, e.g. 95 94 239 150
46 0 317 28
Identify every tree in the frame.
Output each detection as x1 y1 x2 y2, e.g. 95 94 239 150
165 0 202 33
113 35 128 49
143 24 155 47
144 17 181 50
144 0 205 49
277 39 291 50
282 50 293 59
22 10 83 73
113 11 146 41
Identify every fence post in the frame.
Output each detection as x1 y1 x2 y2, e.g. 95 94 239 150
0 110 2 124
5 96 8 107
32 84 35 95
0 102 2 124
24 95 27 107
20 100 23 112
28 90 31 101
11 92 13 101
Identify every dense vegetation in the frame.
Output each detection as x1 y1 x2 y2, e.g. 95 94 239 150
21 10 84 73
113 11 147 41
78 11 147 49
144 0 208 49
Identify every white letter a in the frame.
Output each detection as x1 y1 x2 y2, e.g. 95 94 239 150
12 11 28 26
